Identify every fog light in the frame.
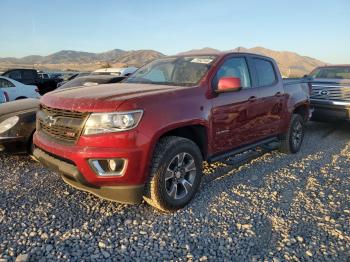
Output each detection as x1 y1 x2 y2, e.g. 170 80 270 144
108 159 117 171
89 158 127 177
0 145 5 152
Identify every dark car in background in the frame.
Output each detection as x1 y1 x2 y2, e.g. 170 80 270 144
2 69 58 95
309 65 350 121
0 75 127 154
58 74 126 89
0 98 39 153
57 72 91 87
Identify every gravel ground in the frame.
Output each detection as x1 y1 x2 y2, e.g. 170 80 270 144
0 121 349 261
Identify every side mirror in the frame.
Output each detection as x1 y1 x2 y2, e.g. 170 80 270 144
216 77 242 93
303 74 308 78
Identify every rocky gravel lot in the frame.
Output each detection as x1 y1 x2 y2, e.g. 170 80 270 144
0 121 349 261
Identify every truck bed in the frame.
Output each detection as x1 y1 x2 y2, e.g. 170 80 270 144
283 78 311 108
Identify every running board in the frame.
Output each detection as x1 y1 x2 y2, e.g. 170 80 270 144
208 137 280 165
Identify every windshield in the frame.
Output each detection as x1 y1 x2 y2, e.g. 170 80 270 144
126 56 217 86
310 67 350 79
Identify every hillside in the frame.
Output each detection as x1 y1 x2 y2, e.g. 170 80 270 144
0 49 164 72
179 47 327 77
0 47 327 76
231 47 327 77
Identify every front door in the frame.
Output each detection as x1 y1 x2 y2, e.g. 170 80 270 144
210 56 262 155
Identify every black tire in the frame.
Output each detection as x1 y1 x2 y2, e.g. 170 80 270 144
143 136 203 212
279 114 305 154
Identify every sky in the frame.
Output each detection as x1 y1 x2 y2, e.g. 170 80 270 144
0 0 349 63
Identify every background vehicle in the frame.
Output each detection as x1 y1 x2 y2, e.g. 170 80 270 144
0 92 5 103
2 69 58 95
66 72 90 81
92 67 137 76
38 72 50 79
0 98 39 153
308 65 350 121
0 75 126 154
0 76 40 103
57 72 90 87
33 53 311 212
57 75 127 89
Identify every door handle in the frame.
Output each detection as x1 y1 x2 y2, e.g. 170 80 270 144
275 92 282 97
248 96 257 102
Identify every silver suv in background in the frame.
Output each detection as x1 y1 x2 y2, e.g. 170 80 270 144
308 65 350 121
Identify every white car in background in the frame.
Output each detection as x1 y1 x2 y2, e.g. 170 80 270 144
38 72 50 79
0 76 40 104
92 67 138 76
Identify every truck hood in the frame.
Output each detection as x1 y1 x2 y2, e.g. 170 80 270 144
41 83 184 112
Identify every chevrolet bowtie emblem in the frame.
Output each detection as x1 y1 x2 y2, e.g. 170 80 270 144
45 115 57 127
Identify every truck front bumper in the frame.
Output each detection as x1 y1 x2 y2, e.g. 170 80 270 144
33 130 151 204
311 99 350 120
33 147 144 204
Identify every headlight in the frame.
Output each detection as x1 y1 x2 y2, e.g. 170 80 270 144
83 110 143 135
0 116 19 134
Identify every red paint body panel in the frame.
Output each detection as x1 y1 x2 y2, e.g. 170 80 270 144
34 52 310 189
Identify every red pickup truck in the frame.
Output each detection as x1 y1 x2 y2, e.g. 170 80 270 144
33 52 311 211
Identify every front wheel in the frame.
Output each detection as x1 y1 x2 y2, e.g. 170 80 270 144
143 136 203 212
279 114 305 154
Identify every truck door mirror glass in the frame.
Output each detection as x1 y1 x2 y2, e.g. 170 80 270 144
216 77 242 93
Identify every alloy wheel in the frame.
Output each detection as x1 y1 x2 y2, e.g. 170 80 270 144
292 121 303 148
164 152 197 200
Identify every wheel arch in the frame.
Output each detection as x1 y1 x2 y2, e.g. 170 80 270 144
292 103 310 122
151 123 209 160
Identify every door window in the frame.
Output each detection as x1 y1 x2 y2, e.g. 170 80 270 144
254 59 277 86
213 57 251 89
0 79 15 88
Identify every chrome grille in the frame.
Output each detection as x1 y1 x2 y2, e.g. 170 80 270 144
41 104 86 119
311 84 350 102
38 104 88 143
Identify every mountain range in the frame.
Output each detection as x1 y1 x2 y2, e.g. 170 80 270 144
0 47 328 77
179 47 327 77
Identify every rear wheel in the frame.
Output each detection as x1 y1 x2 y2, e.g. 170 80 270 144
279 114 305 154
144 136 203 212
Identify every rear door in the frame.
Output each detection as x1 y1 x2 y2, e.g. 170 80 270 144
210 56 262 154
250 57 284 137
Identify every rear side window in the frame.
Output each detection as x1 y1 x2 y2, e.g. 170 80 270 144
6 70 21 80
0 79 15 88
254 59 277 86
